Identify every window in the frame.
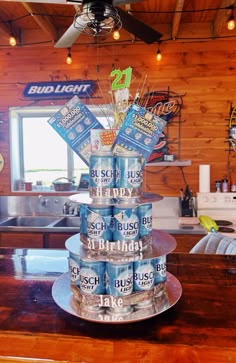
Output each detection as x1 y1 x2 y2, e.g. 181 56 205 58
10 105 112 192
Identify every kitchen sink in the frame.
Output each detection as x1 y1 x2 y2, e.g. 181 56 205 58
0 216 59 227
52 216 80 228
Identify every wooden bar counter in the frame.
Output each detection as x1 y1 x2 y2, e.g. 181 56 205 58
0 246 235 363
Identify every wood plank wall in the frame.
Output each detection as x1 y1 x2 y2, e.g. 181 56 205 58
0 39 235 197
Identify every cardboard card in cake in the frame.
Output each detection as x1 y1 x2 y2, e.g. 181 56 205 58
90 129 119 152
112 103 167 165
110 67 132 129
48 95 104 165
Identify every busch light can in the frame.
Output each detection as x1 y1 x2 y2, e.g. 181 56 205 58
80 203 88 235
80 258 106 295
69 255 80 287
115 151 142 189
139 203 152 237
133 259 155 292
65 237 80 287
106 261 133 296
87 205 113 242
113 205 139 242
152 255 167 285
89 152 116 188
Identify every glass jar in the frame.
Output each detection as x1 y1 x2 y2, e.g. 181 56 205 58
221 179 228 193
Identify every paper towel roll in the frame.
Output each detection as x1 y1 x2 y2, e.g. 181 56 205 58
199 164 210 192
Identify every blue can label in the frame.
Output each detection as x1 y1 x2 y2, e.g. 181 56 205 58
133 259 155 291
113 205 139 242
89 152 116 188
152 255 167 284
87 206 113 241
69 257 80 286
106 262 133 296
116 153 142 189
80 204 87 235
139 203 152 237
80 259 106 295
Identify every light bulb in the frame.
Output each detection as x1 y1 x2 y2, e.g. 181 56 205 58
227 15 235 30
66 54 72 64
113 30 120 40
156 49 162 61
9 35 16 46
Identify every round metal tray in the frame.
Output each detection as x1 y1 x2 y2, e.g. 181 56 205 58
52 272 182 324
69 192 163 206
65 229 176 261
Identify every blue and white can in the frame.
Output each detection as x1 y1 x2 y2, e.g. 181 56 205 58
138 203 152 238
79 258 106 295
133 259 155 291
106 261 133 296
89 152 116 188
115 151 142 189
87 205 113 242
69 256 80 287
80 203 88 235
113 205 139 242
152 255 167 285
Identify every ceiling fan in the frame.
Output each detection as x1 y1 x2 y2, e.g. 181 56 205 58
54 0 163 48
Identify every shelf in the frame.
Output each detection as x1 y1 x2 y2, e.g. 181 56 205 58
146 160 192 167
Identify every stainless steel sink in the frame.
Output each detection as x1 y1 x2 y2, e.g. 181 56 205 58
0 216 59 227
52 216 80 228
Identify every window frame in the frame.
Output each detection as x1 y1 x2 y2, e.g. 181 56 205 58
9 104 113 192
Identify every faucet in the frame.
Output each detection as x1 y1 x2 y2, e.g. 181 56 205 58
38 195 48 207
63 201 74 215
63 201 79 216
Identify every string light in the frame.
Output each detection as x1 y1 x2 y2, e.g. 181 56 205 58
156 43 162 61
8 21 16 46
113 30 120 40
66 48 72 64
227 14 235 30
9 34 16 46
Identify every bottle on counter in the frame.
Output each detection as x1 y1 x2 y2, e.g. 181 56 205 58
221 179 228 193
231 181 236 192
215 180 221 192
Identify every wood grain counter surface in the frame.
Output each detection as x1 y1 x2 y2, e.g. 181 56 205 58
0 246 235 363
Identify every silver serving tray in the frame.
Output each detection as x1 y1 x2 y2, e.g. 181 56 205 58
52 272 182 324
69 192 163 206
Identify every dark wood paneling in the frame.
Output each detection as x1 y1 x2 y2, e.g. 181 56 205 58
0 39 235 196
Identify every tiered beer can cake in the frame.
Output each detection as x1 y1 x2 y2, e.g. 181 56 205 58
65 150 177 320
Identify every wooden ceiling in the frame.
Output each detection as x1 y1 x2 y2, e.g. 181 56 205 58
0 0 236 48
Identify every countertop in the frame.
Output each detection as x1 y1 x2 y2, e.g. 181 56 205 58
153 217 206 235
0 243 235 363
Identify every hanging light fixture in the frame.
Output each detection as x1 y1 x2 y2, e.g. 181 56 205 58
8 21 16 46
113 29 120 40
9 34 16 46
227 6 235 30
156 42 162 61
66 48 72 64
227 14 235 30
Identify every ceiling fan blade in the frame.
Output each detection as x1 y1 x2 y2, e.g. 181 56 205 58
117 7 162 44
113 0 142 4
54 21 85 48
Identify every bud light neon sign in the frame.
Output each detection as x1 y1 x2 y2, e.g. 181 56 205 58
23 80 96 99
